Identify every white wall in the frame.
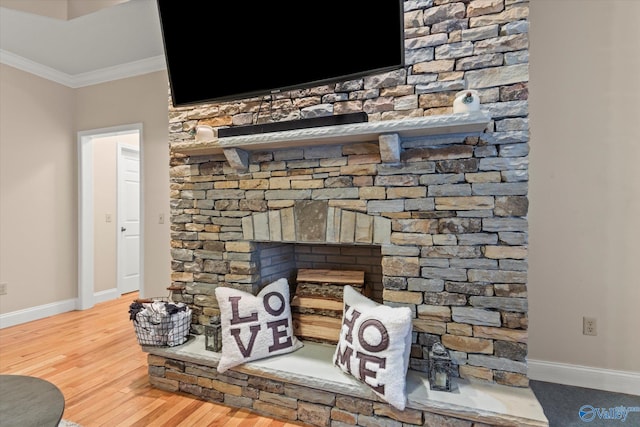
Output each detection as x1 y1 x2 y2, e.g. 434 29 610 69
0 64 77 312
75 71 171 300
0 66 170 322
528 0 640 388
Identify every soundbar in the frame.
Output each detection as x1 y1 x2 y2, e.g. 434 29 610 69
218 112 368 138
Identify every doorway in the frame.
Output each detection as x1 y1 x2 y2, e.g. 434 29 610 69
117 144 140 294
78 124 143 310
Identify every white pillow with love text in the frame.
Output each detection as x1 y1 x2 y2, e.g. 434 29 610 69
215 278 303 373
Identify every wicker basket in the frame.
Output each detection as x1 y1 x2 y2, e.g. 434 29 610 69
129 298 191 346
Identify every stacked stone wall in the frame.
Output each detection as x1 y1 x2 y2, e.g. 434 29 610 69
148 354 502 427
167 0 529 388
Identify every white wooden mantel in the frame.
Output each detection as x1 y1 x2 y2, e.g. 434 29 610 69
171 111 492 171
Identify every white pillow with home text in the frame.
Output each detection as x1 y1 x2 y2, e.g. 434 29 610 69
333 285 413 410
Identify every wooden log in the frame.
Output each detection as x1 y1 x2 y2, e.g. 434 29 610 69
291 307 343 319
291 296 343 312
292 313 342 343
292 269 366 344
296 269 364 285
294 283 362 301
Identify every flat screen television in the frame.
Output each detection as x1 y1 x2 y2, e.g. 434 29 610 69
157 0 405 108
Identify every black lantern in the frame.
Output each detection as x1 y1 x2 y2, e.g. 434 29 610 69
204 314 222 352
429 342 452 392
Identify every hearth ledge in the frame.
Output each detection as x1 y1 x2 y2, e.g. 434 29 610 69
143 335 548 427
170 111 491 159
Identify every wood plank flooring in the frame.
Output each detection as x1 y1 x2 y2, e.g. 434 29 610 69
0 293 305 427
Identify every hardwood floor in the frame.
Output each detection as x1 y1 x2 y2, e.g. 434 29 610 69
0 293 305 427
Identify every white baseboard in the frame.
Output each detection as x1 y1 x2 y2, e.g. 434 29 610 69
0 298 77 329
94 288 120 304
0 288 121 329
528 359 640 396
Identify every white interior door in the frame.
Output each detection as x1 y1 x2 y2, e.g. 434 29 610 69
118 145 140 294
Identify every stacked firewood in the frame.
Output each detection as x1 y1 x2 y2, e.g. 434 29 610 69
291 269 366 345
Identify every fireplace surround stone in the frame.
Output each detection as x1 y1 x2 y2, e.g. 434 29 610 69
160 111 543 423
168 112 531 385
164 117 539 424
143 337 547 426
159 1 537 423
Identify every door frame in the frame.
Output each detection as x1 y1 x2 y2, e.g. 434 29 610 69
117 143 141 295
77 123 144 310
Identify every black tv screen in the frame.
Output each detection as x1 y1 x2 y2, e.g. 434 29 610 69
157 0 405 107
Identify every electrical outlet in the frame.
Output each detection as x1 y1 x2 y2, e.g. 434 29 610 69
0 282 7 295
158 213 165 224
583 317 597 336
105 213 112 223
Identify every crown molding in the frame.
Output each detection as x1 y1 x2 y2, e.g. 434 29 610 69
71 55 166 88
0 49 75 86
0 49 166 88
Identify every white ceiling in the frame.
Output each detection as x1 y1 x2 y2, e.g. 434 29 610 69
0 0 166 87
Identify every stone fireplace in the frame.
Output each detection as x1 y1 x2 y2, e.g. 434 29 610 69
145 1 547 425
146 114 545 426
167 113 530 383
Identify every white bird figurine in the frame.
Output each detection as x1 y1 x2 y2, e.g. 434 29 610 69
453 89 480 114
195 125 214 141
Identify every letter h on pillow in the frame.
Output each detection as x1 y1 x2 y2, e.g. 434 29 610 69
214 278 303 373
333 285 413 410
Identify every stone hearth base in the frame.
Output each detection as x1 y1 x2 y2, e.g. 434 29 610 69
143 336 547 427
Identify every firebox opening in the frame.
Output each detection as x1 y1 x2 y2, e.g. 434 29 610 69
256 242 383 303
